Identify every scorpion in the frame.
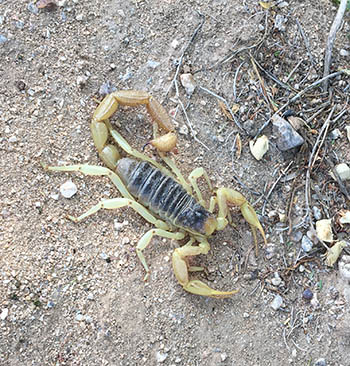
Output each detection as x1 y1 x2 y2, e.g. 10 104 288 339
44 90 266 298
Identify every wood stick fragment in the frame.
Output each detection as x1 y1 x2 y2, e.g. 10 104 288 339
323 0 348 91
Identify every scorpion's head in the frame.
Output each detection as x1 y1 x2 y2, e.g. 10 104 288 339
203 216 218 236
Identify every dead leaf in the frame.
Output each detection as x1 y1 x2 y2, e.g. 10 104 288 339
325 241 347 267
316 219 333 243
287 116 304 131
259 1 274 9
231 104 240 114
218 101 233 121
249 135 269 160
37 0 57 10
235 133 242 159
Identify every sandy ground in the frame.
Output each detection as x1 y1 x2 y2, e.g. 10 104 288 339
1 1 350 365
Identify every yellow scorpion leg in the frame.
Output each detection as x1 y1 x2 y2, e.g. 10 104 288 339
136 229 185 281
66 197 170 232
172 239 239 298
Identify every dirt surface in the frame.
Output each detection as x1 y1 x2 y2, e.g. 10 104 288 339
1 1 350 365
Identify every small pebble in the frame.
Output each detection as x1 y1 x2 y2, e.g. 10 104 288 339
302 289 313 300
75 313 84 321
329 128 341 139
0 308 9 320
290 230 302 242
312 206 322 220
147 60 160 69
278 1 289 7
265 244 276 259
274 14 287 31
314 358 326 366
272 114 304 151
50 193 59 201
75 14 83 21
59 180 77 198
301 235 313 252
339 49 350 57
9 136 17 143
221 352 228 362
85 315 92 323
15 21 24 29
334 163 350 181
156 351 168 363
99 81 116 96
100 252 110 262
47 301 55 308
180 73 196 96
76 75 88 87
270 294 283 310
171 39 180 49
179 125 188 136
271 272 282 287
27 2 39 14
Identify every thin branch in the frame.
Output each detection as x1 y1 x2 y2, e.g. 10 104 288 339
323 0 348 91
199 86 244 131
305 106 336 250
296 19 314 65
165 12 205 97
254 71 343 137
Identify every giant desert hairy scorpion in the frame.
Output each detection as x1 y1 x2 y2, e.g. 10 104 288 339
44 90 266 298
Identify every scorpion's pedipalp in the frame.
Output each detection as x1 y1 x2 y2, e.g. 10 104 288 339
216 188 267 253
172 239 238 298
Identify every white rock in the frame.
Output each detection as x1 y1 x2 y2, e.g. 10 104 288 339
50 193 59 201
334 163 350 181
9 136 17 143
180 73 196 96
270 295 283 310
340 211 350 225
156 351 168 363
59 180 77 198
249 135 269 160
171 39 180 49
316 219 333 242
340 49 350 57
0 308 8 320
76 313 84 321
301 235 313 252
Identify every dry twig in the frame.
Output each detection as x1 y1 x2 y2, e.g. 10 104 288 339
323 0 348 91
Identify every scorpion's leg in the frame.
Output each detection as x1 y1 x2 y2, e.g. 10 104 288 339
43 164 133 200
172 238 239 298
188 167 213 208
216 188 267 252
136 229 185 280
66 197 169 231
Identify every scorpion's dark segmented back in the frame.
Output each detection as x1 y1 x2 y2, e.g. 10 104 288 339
116 158 213 235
